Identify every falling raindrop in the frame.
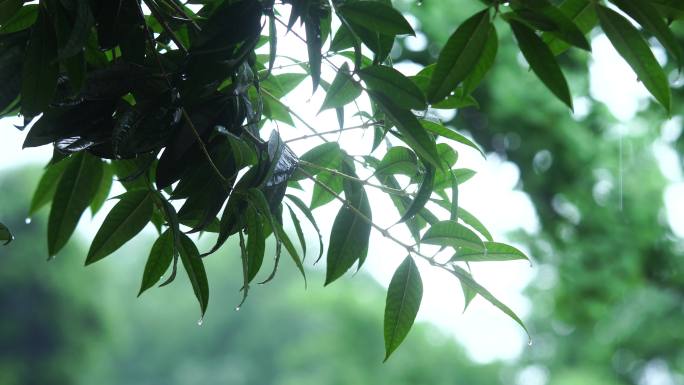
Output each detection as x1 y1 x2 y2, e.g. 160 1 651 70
24 217 31 224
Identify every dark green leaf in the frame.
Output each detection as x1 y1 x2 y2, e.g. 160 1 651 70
511 0 591 51
178 233 209 317
85 189 154 265
292 143 341 181
48 152 103 256
0 4 37 34
287 204 307 260
311 171 343 210
543 0 596 55
596 5 670 112
273 219 307 285
0 0 22 26
509 19 574 109
325 173 372 285
21 6 58 117
359 65 426 110
58 0 95 59
609 0 683 69
90 163 113 215
371 92 441 169
375 146 420 177
138 229 175 296
421 220 484 250
29 159 69 215
320 62 361 112
451 242 530 262
338 1 415 36
427 9 491 103
245 205 265 282
400 163 434 222
462 25 498 95
384 256 423 361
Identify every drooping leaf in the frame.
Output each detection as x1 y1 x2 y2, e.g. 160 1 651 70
286 194 325 263
29 159 69 215
291 142 341 181
399 163 434 222
384 256 423 361
596 4 670 112
0 4 37 34
427 9 491 103
310 171 343 210
451 242 530 262
511 0 591 51
359 65 426 110
48 152 103 256
509 19 574 109
85 189 154 265
338 1 415 36
287 204 307 260
421 220 484 250
90 163 113 215
543 0 596 55
451 265 529 338
462 25 498 95
178 233 209 317
609 0 683 69
325 164 372 285
273 219 307 285
138 229 175 296
245 205 265 282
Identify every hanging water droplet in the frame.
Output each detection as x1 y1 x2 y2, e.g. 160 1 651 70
234 306 241 312
527 339 533 346
197 318 204 326
47 255 56 261
24 217 31 224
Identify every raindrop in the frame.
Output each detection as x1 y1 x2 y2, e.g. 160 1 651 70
234 306 241 312
197 318 204 326
24 217 31 224
527 339 533 346
47 255 56 261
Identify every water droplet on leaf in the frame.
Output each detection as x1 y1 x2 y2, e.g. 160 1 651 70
234 306 241 312
197 318 203 326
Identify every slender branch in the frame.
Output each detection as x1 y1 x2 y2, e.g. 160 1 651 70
261 88 330 143
284 121 381 143
144 0 189 54
298 160 411 197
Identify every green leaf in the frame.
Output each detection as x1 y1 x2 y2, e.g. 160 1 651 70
138 229 175 296
400 163 434 222
609 0 683 69
420 120 485 157
0 4 37 34
371 92 441 169
511 0 591 51
286 194 325 263
458 207 493 242
57 0 95 59
29 159 69 215
245 205 266 282
460 269 477 312
178 233 209 317
338 1 415 36
543 0 596 55
273 219 307 285
427 9 491 103
0 0 22 26
90 163 113 215
451 266 529 338
462 26 499 95
509 19 573 109
0 222 12 245
320 62 362 112
311 171 343 210
292 143 341 181
85 189 154 265
451 242 530 262
325 176 372 285
596 4 671 112
48 152 103 256
375 146 420 177
421 220 484 250
359 65 426 110
384 256 423 361
287 204 307 260
21 6 58 117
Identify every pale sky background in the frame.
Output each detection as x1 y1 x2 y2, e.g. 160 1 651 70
1 10 682 365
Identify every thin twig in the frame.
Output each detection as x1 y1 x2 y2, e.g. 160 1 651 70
284 122 381 143
261 88 330 143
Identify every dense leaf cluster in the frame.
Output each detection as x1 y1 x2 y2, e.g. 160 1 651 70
0 0 681 359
